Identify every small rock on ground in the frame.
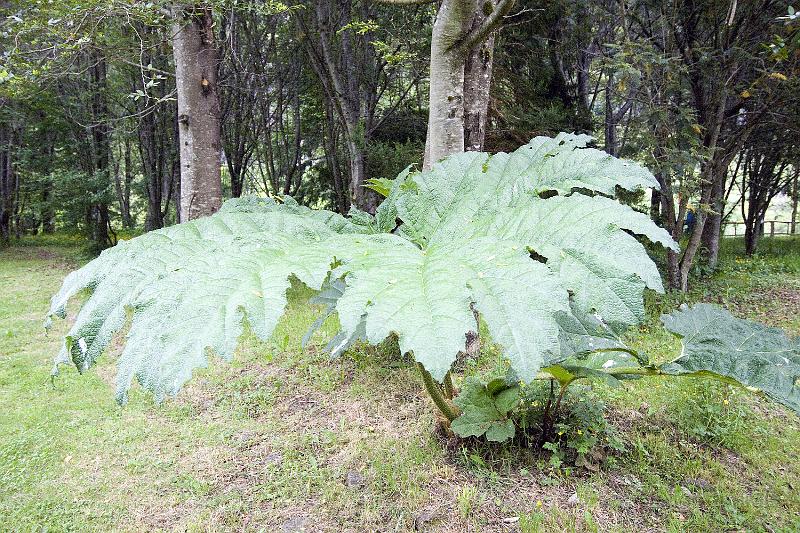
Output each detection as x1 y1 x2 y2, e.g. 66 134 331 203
345 470 365 488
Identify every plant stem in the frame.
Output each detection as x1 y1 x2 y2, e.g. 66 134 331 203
552 382 569 420
603 367 664 377
443 372 455 399
538 379 555 446
534 366 664 382
417 363 459 422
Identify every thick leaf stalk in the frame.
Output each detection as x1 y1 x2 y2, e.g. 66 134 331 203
418 363 459 422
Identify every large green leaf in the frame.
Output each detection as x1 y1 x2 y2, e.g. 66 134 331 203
52 211 349 402
553 300 634 360
395 133 662 245
392 136 677 328
661 304 800 414
330 237 570 381
49 136 675 401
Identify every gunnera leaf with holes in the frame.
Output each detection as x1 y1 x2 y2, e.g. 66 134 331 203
661 304 800 414
48 134 676 402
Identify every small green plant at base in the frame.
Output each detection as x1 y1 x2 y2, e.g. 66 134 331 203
519 508 545 532
446 303 800 445
456 484 479 518
524 385 625 470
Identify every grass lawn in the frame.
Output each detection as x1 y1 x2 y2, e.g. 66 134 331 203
1 235 799 532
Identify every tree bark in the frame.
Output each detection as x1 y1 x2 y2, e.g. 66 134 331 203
172 4 223 222
744 212 764 256
40 183 55 234
424 0 472 169
701 170 725 269
424 0 513 168
300 0 381 211
322 99 349 214
114 138 134 228
650 189 661 222
792 167 798 234
604 74 618 156
665 249 682 292
0 125 15 244
88 53 113 249
40 129 56 233
463 10 494 152
424 0 512 360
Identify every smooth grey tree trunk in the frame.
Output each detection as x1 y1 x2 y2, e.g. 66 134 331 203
424 0 472 169
172 5 223 222
424 0 513 168
423 0 513 360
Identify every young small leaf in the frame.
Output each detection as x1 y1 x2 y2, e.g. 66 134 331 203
451 378 520 442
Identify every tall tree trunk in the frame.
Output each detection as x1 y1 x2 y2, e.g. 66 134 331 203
666 249 682 292
650 189 661 221
604 74 618 156
346 136 368 209
88 53 113 249
40 183 55 234
701 170 725 269
135 25 178 230
461 32 493 360
424 0 513 361
424 0 471 169
41 129 56 233
322 100 349 214
114 139 134 228
140 109 164 231
0 125 14 244
792 167 798 234
172 4 223 222
463 11 494 152
301 0 377 211
424 0 513 168
744 216 761 256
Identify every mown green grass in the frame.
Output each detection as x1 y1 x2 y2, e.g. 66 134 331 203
1 235 799 532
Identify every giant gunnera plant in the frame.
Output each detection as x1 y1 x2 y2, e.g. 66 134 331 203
48 134 799 443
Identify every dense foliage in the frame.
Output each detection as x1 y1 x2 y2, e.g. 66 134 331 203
3 2 796 278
